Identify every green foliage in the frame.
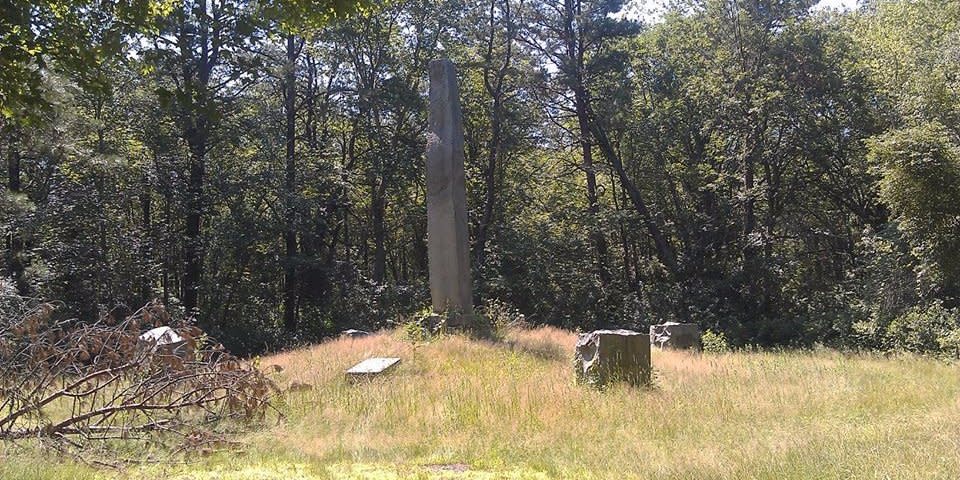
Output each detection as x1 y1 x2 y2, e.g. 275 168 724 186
262 0 377 33
852 0 960 130
4 0 960 356
400 306 447 343
937 329 960 359
479 298 526 329
0 0 166 122
869 122 960 294
701 329 731 354
883 303 960 355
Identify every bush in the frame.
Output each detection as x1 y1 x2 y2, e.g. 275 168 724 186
937 329 960 358
868 122 960 294
479 298 528 339
883 303 960 354
701 329 731 353
400 307 439 343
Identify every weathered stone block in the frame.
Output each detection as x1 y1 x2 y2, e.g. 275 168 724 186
649 322 702 350
574 329 651 387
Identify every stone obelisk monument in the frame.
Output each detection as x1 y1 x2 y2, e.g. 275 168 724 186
426 59 473 325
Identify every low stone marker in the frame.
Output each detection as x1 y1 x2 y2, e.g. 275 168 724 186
574 329 651 387
341 329 371 338
138 326 187 357
649 322 702 350
346 357 401 379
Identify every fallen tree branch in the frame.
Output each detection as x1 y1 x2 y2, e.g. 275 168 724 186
0 300 277 461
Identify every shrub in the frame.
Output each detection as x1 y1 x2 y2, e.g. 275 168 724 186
883 303 960 354
479 298 528 339
937 329 960 359
869 122 960 292
400 307 440 343
701 329 731 353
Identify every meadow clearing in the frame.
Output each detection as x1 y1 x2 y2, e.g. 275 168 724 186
3 326 960 479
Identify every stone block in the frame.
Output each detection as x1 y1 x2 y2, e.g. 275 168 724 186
649 322 702 350
574 329 651 387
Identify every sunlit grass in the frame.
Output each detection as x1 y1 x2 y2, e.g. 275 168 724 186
4 327 960 478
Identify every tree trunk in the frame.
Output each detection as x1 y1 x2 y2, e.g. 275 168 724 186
474 0 514 273
140 176 152 303
162 188 171 305
183 134 205 316
7 129 20 192
305 53 317 151
610 175 634 288
564 0 609 282
742 141 756 261
589 118 679 276
283 34 299 331
179 0 217 318
576 96 609 280
740 125 762 282
6 127 25 294
371 183 386 284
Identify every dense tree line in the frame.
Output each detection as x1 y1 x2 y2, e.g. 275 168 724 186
2 0 959 355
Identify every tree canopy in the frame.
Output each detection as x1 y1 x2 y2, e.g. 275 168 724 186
3 0 960 355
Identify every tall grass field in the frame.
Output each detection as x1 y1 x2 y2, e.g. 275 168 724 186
3 327 960 479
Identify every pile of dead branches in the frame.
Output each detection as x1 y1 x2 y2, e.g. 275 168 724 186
0 300 276 457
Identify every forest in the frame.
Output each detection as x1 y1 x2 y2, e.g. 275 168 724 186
2 0 959 356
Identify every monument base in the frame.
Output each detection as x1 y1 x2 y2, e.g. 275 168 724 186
428 311 491 337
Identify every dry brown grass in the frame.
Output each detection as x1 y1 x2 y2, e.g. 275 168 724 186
5 326 960 479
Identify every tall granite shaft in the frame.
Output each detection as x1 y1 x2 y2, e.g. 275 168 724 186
426 59 473 322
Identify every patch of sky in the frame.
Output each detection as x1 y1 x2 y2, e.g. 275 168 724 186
613 0 862 24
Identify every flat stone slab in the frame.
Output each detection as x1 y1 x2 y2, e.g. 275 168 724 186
346 357 401 376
